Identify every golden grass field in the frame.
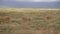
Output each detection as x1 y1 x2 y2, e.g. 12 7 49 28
0 8 60 34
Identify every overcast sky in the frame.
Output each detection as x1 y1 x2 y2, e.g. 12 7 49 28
0 0 60 8
3 0 60 2
17 0 60 2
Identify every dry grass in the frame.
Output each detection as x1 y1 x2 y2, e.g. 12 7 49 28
0 8 60 34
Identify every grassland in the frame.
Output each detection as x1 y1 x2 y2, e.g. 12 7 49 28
0 8 60 34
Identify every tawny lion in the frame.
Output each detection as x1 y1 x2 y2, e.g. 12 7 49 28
0 16 10 23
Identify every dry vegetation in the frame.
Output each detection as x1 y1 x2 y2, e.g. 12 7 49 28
0 8 60 34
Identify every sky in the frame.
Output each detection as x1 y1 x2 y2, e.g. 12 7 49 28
17 0 60 2
3 0 60 2
0 0 60 8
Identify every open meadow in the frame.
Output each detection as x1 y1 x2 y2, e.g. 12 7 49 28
0 8 60 34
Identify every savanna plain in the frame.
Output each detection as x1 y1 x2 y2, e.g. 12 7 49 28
0 8 60 34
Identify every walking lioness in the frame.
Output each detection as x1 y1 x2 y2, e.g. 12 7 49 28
0 16 10 23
